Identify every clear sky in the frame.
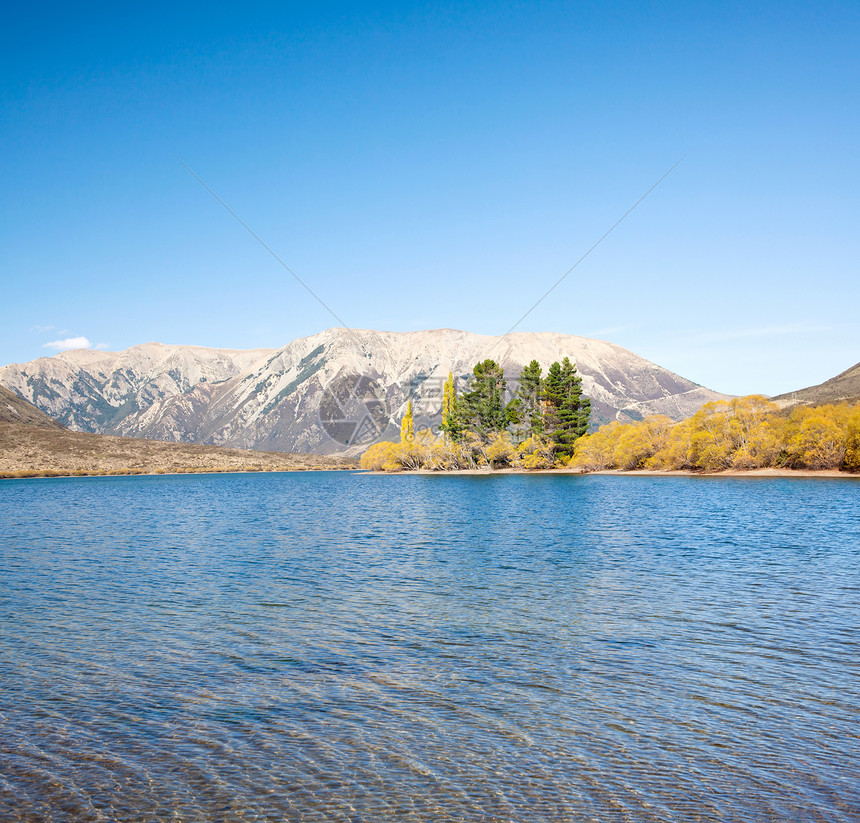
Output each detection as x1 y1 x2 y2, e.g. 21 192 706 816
2 0 858 396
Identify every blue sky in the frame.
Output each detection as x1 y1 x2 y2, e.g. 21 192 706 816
2 0 857 395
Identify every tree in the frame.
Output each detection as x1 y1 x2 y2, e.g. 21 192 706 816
516 360 544 439
784 404 848 469
359 353 597 473
442 371 454 421
486 431 516 469
544 357 590 459
455 359 512 439
686 396 782 470
612 415 674 469
844 405 860 471
440 371 461 440
517 435 556 469
360 441 399 471
400 399 414 443
570 422 624 470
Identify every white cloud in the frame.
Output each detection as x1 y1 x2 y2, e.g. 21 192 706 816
31 324 55 333
43 336 92 352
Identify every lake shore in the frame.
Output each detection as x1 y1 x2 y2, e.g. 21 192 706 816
364 466 858 478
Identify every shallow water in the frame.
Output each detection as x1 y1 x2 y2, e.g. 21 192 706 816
1 472 858 821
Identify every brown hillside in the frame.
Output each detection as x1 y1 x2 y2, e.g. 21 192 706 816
774 361 860 406
0 422 357 479
0 385 64 428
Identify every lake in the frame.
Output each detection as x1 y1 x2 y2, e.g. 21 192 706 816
1 471 858 821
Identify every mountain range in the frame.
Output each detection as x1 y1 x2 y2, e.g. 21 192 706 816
0 328 729 454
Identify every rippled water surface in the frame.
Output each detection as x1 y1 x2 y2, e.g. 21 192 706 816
1 472 859 821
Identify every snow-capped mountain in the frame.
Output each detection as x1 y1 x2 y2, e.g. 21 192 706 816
0 329 728 454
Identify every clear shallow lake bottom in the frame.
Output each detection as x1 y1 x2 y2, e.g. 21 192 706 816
1 471 858 822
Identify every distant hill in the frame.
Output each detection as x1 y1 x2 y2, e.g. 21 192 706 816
773 361 860 407
0 385 63 428
0 383 356 476
0 422 357 478
0 328 729 455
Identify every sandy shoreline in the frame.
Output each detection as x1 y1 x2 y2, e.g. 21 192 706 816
362 467 858 478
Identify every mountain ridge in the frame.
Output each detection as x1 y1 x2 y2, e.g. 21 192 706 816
0 328 730 454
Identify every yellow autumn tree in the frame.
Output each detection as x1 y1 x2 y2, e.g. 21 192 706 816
517 435 556 469
424 431 463 470
647 417 695 469
685 396 781 471
569 415 674 470
725 396 784 469
784 404 849 469
843 405 860 472
611 415 674 469
400 400 414 444
486 431 516 469
442 372 454 422
395 426 432 470
570 422 626 470
360 441 400 471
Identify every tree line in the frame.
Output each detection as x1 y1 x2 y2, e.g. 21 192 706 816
361 357 591 471
570 396 860 472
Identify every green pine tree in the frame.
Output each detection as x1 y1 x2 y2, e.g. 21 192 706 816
544 357 590 458
455 359 513 439
516 360 544 438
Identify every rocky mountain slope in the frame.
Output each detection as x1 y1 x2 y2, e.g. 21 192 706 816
0 385 64 428
773 361 860 407
0 328 729 454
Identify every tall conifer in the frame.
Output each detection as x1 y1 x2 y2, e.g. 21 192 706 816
456 359 512 439
516 360 544 438
544 357 590 458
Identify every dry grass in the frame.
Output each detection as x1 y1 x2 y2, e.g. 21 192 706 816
0 423 357 479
